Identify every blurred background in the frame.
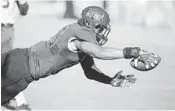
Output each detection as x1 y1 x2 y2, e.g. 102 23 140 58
15 0 175 27
10 0 175 110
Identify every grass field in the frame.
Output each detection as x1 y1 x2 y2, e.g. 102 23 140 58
3 2 175 110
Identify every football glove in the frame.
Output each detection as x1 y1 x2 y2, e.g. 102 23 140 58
130 49 161 71
110 70 137 88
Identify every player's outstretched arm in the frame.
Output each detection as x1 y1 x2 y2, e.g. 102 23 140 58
74 40 140 60
80 55 137 87
73 40 160 71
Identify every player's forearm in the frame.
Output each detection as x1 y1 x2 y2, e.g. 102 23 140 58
95 47 124 60
76 41 140 60
83 46 140 60
98 47 141 60
89 72 113 84
81 55 113 84
84 69 112 84
76 41 123 60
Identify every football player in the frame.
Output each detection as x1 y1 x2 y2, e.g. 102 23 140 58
1 6 158 106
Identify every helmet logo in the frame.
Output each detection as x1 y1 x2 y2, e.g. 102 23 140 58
86 8 104 22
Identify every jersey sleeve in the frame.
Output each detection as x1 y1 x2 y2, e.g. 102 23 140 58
75 27 97 44
68 37 79 53
67 24 97 53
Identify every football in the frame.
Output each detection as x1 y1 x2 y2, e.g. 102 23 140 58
130 53 161 71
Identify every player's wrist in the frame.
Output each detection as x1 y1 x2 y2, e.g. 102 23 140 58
123 47 140 59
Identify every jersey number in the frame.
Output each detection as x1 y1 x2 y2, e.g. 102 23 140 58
48 26 69 54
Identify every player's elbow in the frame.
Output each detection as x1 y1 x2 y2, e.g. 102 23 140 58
84 72 95 80
86 75 94 80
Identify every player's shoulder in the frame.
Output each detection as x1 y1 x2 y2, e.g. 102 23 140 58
66 23 80 31
68 23 93 34
68 23 79 28
68 23 96 43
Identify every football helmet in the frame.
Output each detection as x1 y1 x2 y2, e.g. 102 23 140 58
78 6 111 46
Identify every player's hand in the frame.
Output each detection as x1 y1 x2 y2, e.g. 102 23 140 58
130 49 161 71
110 70 137 88
139 49 159 68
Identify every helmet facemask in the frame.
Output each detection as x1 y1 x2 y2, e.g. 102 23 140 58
95 24 111 46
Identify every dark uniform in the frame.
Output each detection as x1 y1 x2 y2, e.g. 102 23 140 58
1 23 97 105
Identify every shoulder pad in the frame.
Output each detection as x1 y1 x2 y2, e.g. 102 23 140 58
74 25 97 44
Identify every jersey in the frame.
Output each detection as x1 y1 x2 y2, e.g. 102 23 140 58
27 23 97 80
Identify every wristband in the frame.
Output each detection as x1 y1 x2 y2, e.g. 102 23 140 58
123 47 140 59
